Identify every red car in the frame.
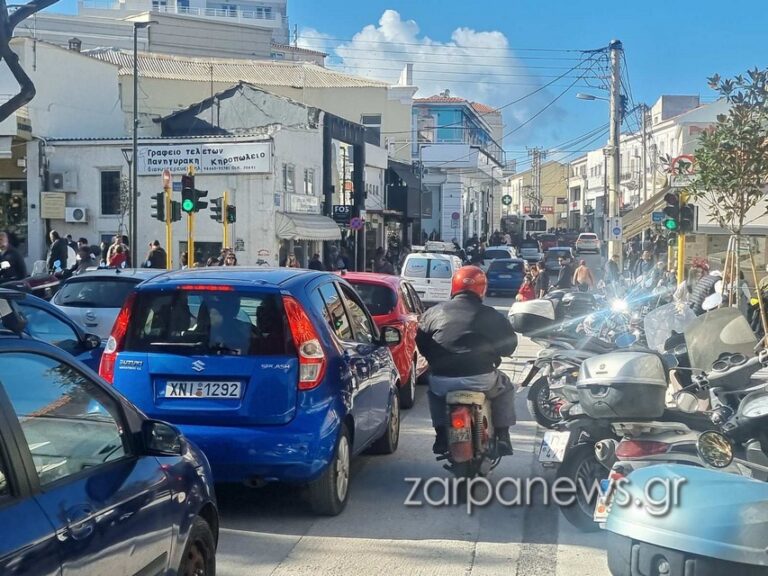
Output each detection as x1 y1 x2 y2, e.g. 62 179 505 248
341 272 428 409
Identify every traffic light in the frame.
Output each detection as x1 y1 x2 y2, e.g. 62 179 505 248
210 197 223 222
662 192 680 232
151 192 165 222
680 202 695 233
170 200 182 222
181 175 195 214
226 205 236 224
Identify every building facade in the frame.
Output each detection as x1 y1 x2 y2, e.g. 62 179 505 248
504 161 569 231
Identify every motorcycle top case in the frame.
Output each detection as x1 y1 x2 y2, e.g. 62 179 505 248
576 351 667 418
606 464 768 569
508 299 555 336
558 291 597 319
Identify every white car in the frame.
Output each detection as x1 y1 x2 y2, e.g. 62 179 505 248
52 268 166 339
575 233 601 254
401 252 462 306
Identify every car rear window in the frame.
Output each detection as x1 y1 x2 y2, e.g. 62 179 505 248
484 249 510 260
489 260 524 273
546 250 570 260
124 290 290 356
579 234 598 240
347 282 397 316
403 257 428 278
429 259 452 279
55 279 139 308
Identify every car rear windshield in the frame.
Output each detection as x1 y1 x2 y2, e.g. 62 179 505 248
546 251 570 260
54 279 139 308
347 282 397 316
484 249 510 260
489 260 524 273
520 240 540 249
403 258 428 278
580 234 598 240
404 257 452 279
124 290 291 356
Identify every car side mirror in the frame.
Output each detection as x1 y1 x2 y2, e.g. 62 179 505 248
143 420 185 456
381 326 401 346
84 333 101 350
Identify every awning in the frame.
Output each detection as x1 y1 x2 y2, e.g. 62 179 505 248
622 189 669 240
275 212 341 241
390 162 420 190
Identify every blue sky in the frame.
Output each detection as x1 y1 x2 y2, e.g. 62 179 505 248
47 0 768 164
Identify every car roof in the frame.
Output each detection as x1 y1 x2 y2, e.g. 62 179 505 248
61 268 167 281
337 271 402 288
137 266 329 290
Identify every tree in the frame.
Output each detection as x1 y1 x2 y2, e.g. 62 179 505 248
116 176 130 238
0 0 62 122
670 68 768 304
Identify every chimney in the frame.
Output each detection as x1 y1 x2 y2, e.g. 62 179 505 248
68 37 82 52
397 63 413 86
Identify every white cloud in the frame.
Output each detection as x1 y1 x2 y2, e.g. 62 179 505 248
299 10 573 147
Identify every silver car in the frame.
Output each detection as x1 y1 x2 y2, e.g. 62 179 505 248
51 269 166 339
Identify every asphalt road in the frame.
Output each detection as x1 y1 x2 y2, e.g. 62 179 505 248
213 295 610 576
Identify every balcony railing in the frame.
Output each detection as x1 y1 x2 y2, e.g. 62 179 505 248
79 0 287 25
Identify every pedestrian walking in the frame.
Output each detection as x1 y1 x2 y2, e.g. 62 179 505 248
0 231 26 281
308 253 325 271
144 240 167 269
516 274 536 301
572 259 595 291
533 262 550 298
47 230 69 273
108 245 128 268
285 252 300 268
554 256 574 290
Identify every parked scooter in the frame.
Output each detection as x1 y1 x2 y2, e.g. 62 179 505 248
604 431 768 575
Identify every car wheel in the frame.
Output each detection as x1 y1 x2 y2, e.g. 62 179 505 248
308 424 351 516
369 392 400 455
399 362 416 409
178 516 216 576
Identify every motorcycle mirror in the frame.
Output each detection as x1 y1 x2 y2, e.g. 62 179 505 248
696 430 734 468
674 390 699 413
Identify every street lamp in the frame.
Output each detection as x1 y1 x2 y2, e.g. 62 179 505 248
576 93 608 102
132 20 157 253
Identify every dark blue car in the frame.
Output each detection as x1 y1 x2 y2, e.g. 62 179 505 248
486 258 526 296
0 287 104 371
102 268 402 515
0 290 219 575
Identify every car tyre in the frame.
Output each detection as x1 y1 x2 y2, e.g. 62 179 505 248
399 362 416 409
178 516 216 576
308 424 351 516
369 392 400 455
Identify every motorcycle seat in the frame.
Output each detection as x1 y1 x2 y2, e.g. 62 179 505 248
657 409 718 431
446 390 487 405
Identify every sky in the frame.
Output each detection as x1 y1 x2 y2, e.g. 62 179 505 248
45 0 768 169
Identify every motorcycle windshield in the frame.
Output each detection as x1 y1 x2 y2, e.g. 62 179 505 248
684 307 757 369
643 303 697 352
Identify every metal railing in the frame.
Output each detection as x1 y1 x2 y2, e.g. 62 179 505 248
79 0 286 25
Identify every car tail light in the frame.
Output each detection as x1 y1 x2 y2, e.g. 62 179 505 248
98 292 136 384
615 440 670 459
283 295 326 391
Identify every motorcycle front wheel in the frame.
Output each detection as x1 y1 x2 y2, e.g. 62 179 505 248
527 376 563 429
556 442 607 532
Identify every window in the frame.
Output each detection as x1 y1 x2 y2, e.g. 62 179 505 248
1 352 127 486
484 249 513 260
403 257 428 278
18 304 79 352
304 168 315 195
429 259 452 279
399 283 415 314
317 283 352 341
347 281 397 316
338 285 375 344
125 290 288 356
488 260 523 273
100 170 121 216
361 113 382 144
405 284 424 314
54 279 139 309
282 163 295 193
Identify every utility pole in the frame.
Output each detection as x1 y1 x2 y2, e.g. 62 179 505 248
162 169 172 269
607 39 623 261
640 104 648 204
528 147 546 214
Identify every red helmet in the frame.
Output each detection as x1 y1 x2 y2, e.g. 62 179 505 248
451 265 488 299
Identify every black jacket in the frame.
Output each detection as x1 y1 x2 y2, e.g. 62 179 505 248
0 246 26 281
147 247 167 269
554 264 574 289
47 238 69 272
416 293 518 377
308 259 325 271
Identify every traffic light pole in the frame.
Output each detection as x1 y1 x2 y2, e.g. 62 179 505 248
164 183 172 270
222 190 229 250
187 212 194 269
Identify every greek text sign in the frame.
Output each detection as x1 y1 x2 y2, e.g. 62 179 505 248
137 142 271 175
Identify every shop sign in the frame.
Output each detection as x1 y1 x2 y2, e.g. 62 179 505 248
137 142 271 175
288 194 320 215
41 192 66 219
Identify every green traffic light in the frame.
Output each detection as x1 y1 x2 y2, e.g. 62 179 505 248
182 198 195 212
664 219 679 231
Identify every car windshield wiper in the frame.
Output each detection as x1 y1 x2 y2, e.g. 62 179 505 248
149 341 204 347
61 300 101 307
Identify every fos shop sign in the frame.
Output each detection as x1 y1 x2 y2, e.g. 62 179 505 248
137 142 271 175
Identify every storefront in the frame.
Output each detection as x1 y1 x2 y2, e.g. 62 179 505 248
276 193 341 267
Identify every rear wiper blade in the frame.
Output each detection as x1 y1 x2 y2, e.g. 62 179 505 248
149 341 204 347
209 343 241 355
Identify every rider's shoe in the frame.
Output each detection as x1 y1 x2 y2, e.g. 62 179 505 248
495 428 514 456
432 426 448 454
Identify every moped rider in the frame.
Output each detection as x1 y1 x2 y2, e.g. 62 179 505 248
416 266 518 456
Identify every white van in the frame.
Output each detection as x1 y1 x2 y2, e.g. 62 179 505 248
401 252 463 306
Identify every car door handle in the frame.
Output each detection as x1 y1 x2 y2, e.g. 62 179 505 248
63 504 96 542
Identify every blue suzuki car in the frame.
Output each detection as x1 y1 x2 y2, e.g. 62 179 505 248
486 258 526 296
0 290 219 575
102 268 402 515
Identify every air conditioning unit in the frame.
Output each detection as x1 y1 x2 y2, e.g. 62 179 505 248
65 207 88 223
50 171 78 191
